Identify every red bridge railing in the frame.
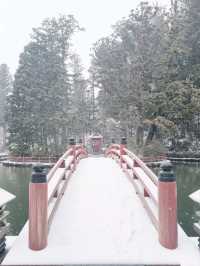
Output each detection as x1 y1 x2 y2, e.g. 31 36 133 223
29 139 87 250
105 138 177 250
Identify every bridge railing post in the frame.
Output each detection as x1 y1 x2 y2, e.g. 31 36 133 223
78 138 83 147
110 139 115 159
158 161 177 249
78 138 84 159
69 138 76 171
133 159 139 179
120 137 127 168
78 138 83 153
29 165 48 250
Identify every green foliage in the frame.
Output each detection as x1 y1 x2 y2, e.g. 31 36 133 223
141 140 168 157
7 15 83 155
68 54 89 138
8 143 31 156
90 0 200 150
0 64 12 126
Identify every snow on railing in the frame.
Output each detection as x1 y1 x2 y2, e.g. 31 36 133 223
29 139 87 251
105 138 177 250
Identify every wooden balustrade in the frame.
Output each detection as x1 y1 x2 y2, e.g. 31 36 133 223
105 140 177 250
29 142 88 250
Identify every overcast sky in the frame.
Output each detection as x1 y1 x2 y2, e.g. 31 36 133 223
0 0 170 75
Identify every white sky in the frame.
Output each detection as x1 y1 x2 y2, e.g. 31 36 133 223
0 0 169 75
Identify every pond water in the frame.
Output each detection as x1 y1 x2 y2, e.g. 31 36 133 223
0 163 199 236
0 166 31 235
175 164 200 235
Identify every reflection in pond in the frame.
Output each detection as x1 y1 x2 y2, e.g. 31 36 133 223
0 164 199 236
0 166 31 235
175 164 200 236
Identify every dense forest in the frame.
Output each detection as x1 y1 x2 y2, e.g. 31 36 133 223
1 0 200 156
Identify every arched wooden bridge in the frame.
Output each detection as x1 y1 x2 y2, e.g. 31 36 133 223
2 139 200 266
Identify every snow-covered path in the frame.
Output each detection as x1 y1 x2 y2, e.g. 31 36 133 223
3 157 200 265
49 157 145 257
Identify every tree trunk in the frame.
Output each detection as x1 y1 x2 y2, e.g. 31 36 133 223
145 123 157 146
136 125 144 147
61 126 67 148
2 125 6 151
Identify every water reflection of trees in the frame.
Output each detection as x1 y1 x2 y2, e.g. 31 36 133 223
175 165 200 236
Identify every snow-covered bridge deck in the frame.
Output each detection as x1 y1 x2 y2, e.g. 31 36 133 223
3 157 200 265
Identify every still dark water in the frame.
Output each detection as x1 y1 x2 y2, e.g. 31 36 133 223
0 164 199 236
0 166 31 235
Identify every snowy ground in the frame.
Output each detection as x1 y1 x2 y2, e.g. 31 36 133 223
2 157 200 265
0 188 15 207
190 189 200 204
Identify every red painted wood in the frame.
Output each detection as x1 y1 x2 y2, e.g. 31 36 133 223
144 188 149 197
60 159 65 168
72 145 76 171
48 169 73 230
120 144 126 167
47 148 73 182
133 159 138 179
123 166 159 230
134 159 140 167
29 183 48 250
158 181 177 249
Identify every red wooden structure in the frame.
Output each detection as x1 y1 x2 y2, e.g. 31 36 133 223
105 140 177 250
90 135 103 153
29 140 87 250
28 138 177 251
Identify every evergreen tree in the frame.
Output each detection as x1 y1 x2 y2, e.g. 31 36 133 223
68 54 88 139
90 1 200 149
8 15 81 155
0 64 12 126
0 64 12 149
91 2 167 143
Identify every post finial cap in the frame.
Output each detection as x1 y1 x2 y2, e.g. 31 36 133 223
69 138 76 145
159 160 176 182
31 164 47 183
121 137 127 145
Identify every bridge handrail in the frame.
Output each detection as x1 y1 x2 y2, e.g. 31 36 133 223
105 141 177 250
29 143 88 251
124 148 158 186
110 144 120 149
47 145 87 226
106 145 158 228
47 148 73 182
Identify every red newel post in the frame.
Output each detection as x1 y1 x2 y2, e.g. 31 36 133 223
78 138 83 149
158 161 177 249
69 138 76 171
78 138 84 159
79 138 83 151
29 165 48 250
109 139 115 158
120 137 127 168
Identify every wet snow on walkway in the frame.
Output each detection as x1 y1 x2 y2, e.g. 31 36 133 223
3 157 200 265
